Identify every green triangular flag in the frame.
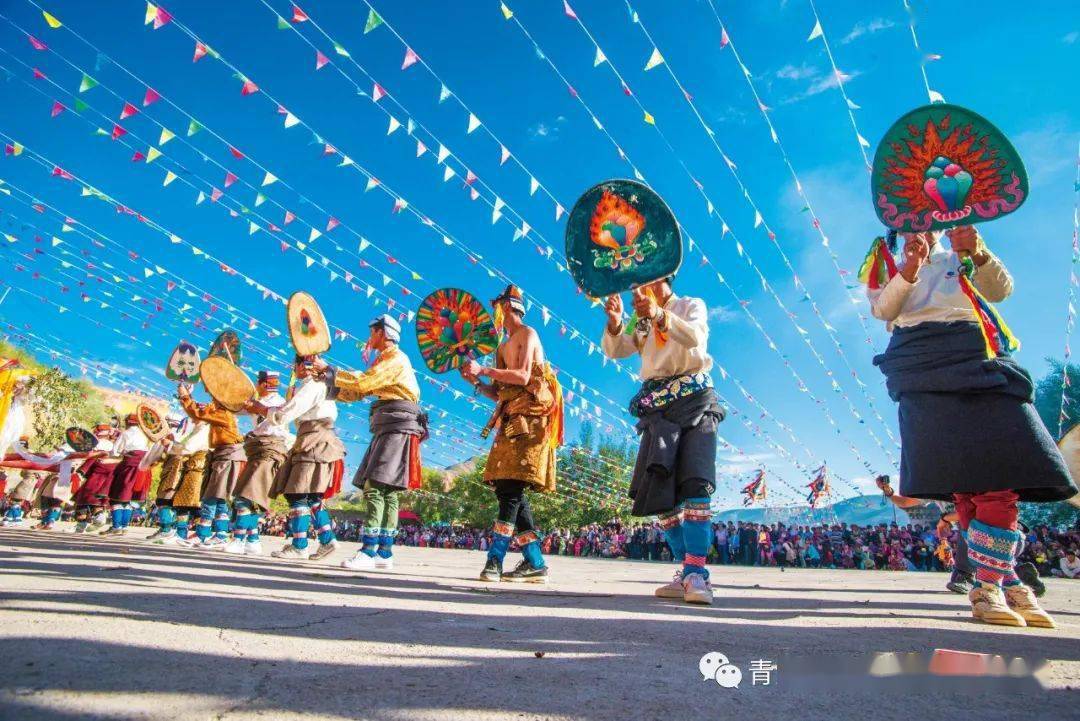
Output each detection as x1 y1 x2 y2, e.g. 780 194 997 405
333 42 350 57
364 8 383 33
187 119 202 137
94 127 108 137
276 15 289 30
79 73 98 93
73 98 89 113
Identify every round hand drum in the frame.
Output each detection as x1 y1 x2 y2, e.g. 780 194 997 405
136 404 167 442
415 288 499 373
64 426 96 453
200 356 256 413
208 329 242 365
564 178 682 297
287 291 331 357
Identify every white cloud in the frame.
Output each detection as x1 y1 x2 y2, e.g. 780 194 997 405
708 305 739 325
717 452 776 476
780 69 862 105
776 63 818 81
841 18 896 44
528 115 567 141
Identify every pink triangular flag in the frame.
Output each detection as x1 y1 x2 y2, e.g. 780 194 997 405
326 217 340 232
284 210 296 225
28 36 47 51
131 151 145 162
32 68 46 80
292 5 309 22
210 187 223 202
416 140 427 157
223 171 238 187
119 102 139 120
111 124 127 140
720 28 729 48
315 50 329 70
372 83 386 102
464 170 477 186
143 88 161 106
153 6 172 29
50 101 65 117
193 42 207 62
563 1 577 20
622 82 632 97
240 79 259 95
402 47 419 70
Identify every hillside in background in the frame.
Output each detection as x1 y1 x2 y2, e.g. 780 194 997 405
715 494 925 527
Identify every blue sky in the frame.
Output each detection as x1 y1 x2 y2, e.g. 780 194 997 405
0 0 1076 510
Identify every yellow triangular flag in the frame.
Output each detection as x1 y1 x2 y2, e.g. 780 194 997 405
643 111 655 125
10 143 22 156
144 3 158 25
158 127 175 145
411 271 421 281
163 170 177 186
42 11 62 29
500 2 513 20
262 171 277 186
145 146 162 163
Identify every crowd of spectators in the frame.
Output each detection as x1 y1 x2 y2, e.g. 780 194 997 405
256 515 1080 576
12 498 1079 578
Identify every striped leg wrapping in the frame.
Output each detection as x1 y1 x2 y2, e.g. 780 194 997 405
967 520 1020 588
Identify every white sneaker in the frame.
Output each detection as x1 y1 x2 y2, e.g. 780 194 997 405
158 534 187 546
223 538 247 555
654 569 685 599
341 552 377 571
244 540 263 556
682 572 714 605
272 544 311 560
308 540 339 562
201 537 227 550
374 555 394 570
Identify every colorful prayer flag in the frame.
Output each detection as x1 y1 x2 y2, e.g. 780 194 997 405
42 11 62 29
644 48 664 71
28 36 47 51
467 113 481 134
79 74 98 92
315 50 329 70
142 88 161 106
193 42 208 62
807 20 823 41
292 5 309 23
364 8 383 33
402 48 419 70
500 3 513 20
563 1 577 20
119 102 139 120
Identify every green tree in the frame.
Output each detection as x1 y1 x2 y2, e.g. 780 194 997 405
1 341 108 449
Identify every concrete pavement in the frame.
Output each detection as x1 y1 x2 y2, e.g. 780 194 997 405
1 525 1078 720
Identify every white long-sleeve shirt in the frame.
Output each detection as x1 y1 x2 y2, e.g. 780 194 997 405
601 294 713 380
111 425 148 456
868 242 1013 331
249 390 295 445
1060 555 1080 579
180 422 210 454
264 377 337 428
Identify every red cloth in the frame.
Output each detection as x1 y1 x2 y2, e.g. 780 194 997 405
953 490 1019 531
322 459 345 500
108 451 147 502
73 459 116 506
407 435 422 490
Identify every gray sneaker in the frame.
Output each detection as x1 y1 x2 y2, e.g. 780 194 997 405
272 545 312 560
308 540 339 562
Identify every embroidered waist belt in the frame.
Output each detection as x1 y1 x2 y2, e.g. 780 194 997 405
629 372 713 417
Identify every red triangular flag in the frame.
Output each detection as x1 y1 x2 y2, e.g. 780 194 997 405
622 82 632 97
292 5 308 22
51 166 73 180
32 68 46 80
315 50 329 70
50 101 65 117
229 146 244 159
240 79 259 95
111 124 127 140
210 187 223 202
280 241 289 253
193 42 207 62
131 151 145 162
326 217 340 232
143 88 161 106
223 172 238 187
119 102 139 120
28 36 47 51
